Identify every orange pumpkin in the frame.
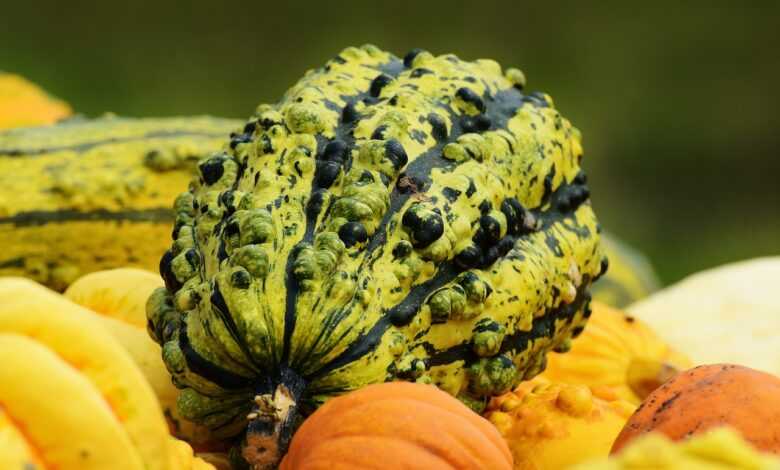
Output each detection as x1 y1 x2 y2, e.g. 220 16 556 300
612 364 780 454
280 382 513 470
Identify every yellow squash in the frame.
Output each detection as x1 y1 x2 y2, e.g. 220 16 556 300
168 438 218 470
0 333 145 470
65 268 219 445
65 267 165 328
0 401 47 470
484 376 635 469
0 277 176 469
540 302 691 405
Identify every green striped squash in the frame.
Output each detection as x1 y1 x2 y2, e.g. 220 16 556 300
0 116 241 290
145 45 605 468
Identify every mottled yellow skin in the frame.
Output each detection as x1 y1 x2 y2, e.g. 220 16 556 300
485 376 635 470
0 116 241 289
148 45 604 464
573 428 780 470
592 233 661 308
0 73 71 129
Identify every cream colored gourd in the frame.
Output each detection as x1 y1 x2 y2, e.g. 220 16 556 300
629 257 780 376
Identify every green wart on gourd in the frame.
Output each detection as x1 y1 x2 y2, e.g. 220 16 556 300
147 44 606 469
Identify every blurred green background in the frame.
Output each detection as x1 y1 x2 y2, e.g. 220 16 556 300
2 1 778 285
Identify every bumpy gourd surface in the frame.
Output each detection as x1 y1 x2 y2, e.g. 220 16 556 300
0 116 241 289
485 376 635 470
149 45 605 438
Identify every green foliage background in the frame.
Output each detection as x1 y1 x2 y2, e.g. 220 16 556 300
2 1 778 284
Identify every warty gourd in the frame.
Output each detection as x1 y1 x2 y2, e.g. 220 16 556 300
146 44 606 468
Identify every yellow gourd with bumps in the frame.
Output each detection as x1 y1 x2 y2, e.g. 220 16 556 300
541 302 691 405
484 376 635 469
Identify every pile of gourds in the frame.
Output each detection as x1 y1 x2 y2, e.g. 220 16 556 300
1 46 779 470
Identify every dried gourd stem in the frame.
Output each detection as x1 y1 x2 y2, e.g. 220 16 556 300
242 371 305 470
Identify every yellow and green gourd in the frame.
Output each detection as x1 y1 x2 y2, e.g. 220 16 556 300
0 115 241 290
145 45 605 468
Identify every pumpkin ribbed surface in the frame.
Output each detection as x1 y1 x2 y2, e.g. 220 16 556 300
280 381 512 470
146 44 604 467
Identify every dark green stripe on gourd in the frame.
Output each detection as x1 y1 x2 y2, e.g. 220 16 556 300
146 44 605 468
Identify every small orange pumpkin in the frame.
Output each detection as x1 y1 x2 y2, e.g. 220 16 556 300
280 382 513 470
612 364 780 454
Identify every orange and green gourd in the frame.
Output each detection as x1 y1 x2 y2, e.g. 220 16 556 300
145 44 605 468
